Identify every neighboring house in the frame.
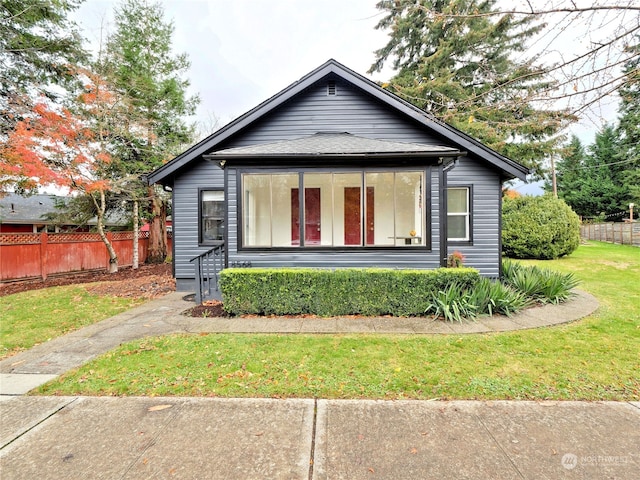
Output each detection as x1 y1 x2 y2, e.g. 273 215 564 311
0 193 127 233
146 59 530 293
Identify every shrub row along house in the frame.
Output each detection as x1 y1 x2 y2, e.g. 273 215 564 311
146 60 530 295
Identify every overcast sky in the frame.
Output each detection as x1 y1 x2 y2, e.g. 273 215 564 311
74 0 394 129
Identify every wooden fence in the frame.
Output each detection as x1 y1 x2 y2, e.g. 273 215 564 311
580 222 640 247
0 231 172 282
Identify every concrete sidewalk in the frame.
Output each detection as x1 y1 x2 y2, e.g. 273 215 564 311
1 396 638 479
0 289 598 397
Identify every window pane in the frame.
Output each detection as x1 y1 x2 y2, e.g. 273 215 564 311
448 188 468 213
304 173 333 246
201 190 224 243
448 215 467 240
365 172 394 246
395 172 424 246
243 175 271 246
203 218 224 242
271 174 299 247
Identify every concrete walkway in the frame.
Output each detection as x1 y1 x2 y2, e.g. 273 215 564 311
3 289 638 479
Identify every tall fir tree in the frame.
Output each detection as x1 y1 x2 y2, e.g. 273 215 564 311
615 35 640 208
0 0 86 139
553 135 585 209
101 0 199 262
369 0 575 176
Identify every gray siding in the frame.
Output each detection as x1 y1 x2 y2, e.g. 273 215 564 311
220 79 442 148
173 159 224 283
171 76 503 290
447 157 502 277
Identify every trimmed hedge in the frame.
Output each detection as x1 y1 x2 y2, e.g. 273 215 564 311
220 267 480 317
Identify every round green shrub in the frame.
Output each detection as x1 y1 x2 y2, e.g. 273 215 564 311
502 194 581 259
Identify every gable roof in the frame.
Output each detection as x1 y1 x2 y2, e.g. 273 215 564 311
146 59 530 184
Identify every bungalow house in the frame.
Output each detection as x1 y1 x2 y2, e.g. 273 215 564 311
146 59 530 295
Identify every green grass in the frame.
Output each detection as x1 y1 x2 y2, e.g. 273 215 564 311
0 285 144 359
36 242 640 400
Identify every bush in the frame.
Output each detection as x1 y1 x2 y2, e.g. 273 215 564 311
502 194 581 259
220 267 480 317
502 259 580 304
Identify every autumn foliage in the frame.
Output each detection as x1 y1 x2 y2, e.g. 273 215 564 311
1 77 115 194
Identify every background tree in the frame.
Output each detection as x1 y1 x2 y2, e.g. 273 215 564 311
615 35 640 209
0 87 122 270
386 1 640 121
551 135 587 211
551 125 632 218
0 0 86 145
369 0 575 176
100 0 198 263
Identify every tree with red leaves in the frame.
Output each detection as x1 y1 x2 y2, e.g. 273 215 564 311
1 74 123 272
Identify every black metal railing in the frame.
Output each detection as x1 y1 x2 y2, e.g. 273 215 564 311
190 243 225 304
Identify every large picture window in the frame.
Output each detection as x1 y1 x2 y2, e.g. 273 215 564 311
447 187 470 241
241 171 426 248
200 190 224 244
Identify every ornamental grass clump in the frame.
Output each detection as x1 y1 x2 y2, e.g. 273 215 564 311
425 282 478 322
467 278 533 317
502 259 580 304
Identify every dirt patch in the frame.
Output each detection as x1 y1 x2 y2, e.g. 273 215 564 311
0 263 175 299
185 300 231 318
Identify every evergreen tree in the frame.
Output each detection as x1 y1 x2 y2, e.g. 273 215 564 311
101 0 199 262
616 35 640 209
0 0 86 139
369 0 575 176
553 135 585 208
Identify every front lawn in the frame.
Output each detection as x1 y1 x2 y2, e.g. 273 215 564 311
36 242 640 400
0 286 144 359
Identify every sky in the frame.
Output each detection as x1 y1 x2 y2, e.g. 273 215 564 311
74 0 394 128
72 0 625 195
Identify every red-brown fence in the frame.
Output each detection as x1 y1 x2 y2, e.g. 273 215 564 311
0 231 173 282
580 222 640 247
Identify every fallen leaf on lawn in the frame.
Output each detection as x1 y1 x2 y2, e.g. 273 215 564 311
148 404 173 412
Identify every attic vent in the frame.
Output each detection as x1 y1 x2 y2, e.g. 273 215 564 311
327 81 337 96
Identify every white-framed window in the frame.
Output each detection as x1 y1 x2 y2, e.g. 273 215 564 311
447 187 470 241
200 190 224 244
241 171 427 248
